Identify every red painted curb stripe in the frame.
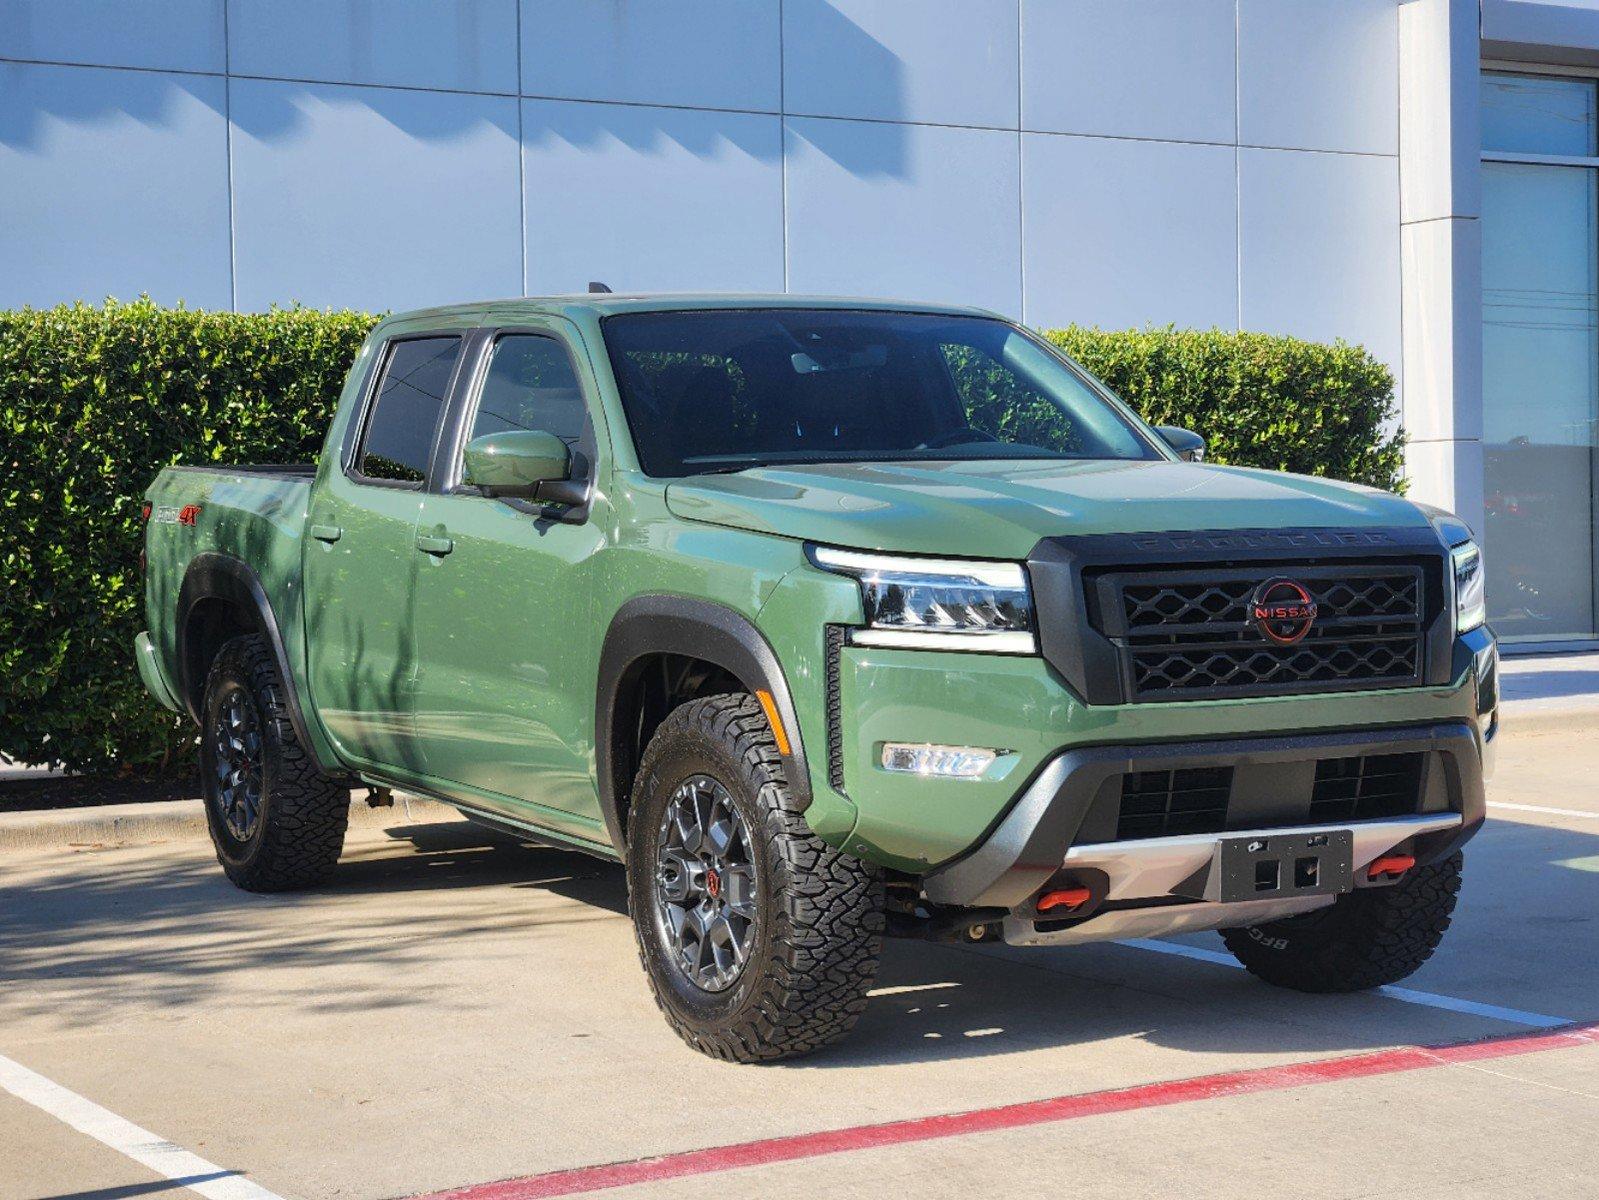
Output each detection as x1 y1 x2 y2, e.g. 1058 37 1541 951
415 1021 1599 1200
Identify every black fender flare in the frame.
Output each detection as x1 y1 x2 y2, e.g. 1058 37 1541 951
175 553 331 772
595 595 812 853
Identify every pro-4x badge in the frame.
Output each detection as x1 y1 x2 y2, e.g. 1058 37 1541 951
1250 578 1318 645
150 504 201 526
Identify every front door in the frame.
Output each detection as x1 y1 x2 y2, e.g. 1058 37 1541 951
303 334 463 771
408 330 608 843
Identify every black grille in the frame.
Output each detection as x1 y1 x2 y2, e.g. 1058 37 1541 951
1117 767 1233 839
1093 565 1425 701
1310 753 1425 822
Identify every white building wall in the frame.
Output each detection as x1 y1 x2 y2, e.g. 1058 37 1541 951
1 0 1419 476
1399 0 1484 532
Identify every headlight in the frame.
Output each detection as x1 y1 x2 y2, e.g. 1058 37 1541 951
809 545 1038 654
1451 541 1486 634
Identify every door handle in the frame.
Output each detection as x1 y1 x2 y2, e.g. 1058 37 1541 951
310 524 342 544
416 534 454 557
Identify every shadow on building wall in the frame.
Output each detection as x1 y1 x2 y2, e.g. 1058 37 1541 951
0 3 910 172
1 1 918 308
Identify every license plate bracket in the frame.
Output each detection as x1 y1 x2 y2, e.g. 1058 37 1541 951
1217 830 1354 904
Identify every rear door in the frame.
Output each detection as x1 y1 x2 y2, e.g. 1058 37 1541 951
303 334 464 771
407 326 609 842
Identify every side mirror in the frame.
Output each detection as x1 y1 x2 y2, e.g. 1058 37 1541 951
463 430 570 498
1155 425 1206 463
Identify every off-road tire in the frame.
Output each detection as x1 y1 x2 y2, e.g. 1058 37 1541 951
1220 852 1464 992
626 693 884 1062
199 634 349 892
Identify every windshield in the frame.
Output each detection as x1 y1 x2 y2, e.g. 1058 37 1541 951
601 309 1162 477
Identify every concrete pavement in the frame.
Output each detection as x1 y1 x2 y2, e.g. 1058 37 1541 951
2 723 1596 1200
1499 650 1599 731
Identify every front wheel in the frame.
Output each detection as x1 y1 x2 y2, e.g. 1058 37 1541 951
199 634 350 892
1220 852 1464 992
626 694 884 1062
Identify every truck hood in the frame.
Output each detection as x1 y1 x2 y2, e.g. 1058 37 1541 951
663 459 1429 559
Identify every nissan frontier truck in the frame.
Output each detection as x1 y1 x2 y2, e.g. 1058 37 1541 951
137 296 1496 1061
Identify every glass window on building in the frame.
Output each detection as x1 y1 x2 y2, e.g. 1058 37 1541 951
1481 71 1599 643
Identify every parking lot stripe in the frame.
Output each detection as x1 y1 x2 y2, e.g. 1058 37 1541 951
865 981 963 998
1372 985 1575 1028
1115 937 1574 1028
411 1022 1599 1200
1489 800 1599 821
0 1050 284 1200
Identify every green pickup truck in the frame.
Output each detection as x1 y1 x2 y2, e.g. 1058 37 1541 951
138 295 1497 1062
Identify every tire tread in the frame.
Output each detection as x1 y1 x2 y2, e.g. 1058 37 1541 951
628 693 884 1063
203 635 348 892
1220 852 1463 992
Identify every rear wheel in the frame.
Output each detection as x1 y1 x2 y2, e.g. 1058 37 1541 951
199 634 349 892
1220 852 1463 992
626 693 884 1062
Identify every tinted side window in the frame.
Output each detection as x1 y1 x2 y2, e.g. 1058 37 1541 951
357 337 461 483
469 335 587 449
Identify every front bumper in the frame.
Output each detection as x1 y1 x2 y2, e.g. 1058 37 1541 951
997 809 1460 946
810 627 1493 871
922 720 1484 911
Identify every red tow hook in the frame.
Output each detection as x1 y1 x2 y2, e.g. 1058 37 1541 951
1037 886 1093 914
1367 853 1416 881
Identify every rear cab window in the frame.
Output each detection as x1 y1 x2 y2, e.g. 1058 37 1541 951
353 336 462 486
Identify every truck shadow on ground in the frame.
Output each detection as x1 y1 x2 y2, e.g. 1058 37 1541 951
3 814 1592 1070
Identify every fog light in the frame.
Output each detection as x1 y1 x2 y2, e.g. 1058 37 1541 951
880 743 998 778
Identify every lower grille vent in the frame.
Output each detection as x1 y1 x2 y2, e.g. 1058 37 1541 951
1309 753 1424 822
1117 767 1234 840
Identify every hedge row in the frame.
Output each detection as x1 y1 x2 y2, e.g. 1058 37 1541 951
1050 326 1404 493
0 300 378 775
0 301 1402 777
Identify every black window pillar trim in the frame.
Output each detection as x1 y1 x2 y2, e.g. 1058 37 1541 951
595 595 813 855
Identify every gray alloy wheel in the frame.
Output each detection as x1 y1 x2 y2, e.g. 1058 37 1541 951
654 774 759 993
210 684 265 843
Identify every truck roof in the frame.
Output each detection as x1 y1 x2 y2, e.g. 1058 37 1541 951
374 293 1008 330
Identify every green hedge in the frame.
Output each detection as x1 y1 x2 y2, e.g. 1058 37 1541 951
1048 326 1404 491
0 303 1402 777
0 300 378 776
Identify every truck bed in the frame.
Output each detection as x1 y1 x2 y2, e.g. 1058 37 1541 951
141 462 319 730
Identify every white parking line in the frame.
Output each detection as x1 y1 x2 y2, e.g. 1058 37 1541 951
1115 938 1574 1029
867 981 964 998
1489 801 1599 821
0 1050 284 1200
